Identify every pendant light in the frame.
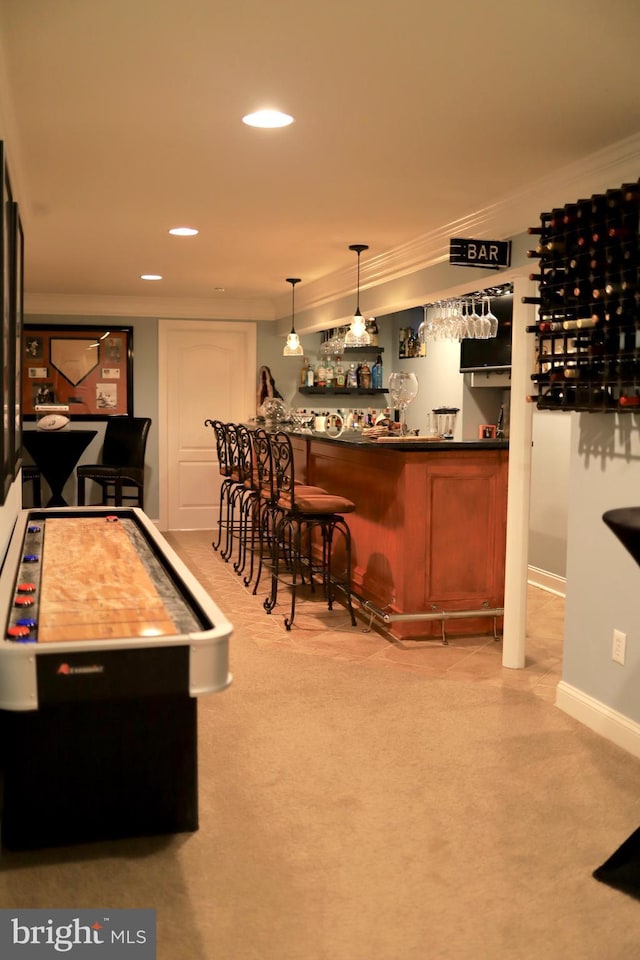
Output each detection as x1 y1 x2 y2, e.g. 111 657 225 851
283 277 304 356
344 244 371 347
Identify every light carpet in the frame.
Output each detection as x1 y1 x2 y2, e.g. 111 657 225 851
1 531 639 960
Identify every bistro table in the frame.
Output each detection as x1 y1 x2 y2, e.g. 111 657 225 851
22 429 98 506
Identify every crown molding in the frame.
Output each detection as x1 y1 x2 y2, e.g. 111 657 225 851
24 292 275 321
281 131 640 320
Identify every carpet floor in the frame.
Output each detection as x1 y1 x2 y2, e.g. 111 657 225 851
1 530 639 960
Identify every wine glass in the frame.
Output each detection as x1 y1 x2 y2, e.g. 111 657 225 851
485 296 499 338
468 298 482 338
388 371 419 435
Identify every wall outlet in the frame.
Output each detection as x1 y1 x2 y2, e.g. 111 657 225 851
612 629 627 665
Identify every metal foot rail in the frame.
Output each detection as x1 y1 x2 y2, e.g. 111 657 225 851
332 583 504 645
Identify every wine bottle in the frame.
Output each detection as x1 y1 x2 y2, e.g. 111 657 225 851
529 271 568 286
527 240 566 258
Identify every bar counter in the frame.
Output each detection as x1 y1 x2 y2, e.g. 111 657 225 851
286 429 509 640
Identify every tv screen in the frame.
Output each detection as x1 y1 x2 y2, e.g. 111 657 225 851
459 293 513 372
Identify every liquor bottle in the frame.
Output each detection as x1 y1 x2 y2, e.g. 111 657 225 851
325 357 334 389
300 358 309 388
346 362 358 388
366 318 379 347
334 357 345 387
306 363 315 387
372 355 383 389
316 361 327 388
358 361 372 388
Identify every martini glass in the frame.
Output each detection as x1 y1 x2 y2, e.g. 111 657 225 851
388 371 419 435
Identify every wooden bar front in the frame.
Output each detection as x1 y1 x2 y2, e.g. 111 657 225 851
293 435 508 639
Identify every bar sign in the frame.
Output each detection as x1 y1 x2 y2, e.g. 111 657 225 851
449 237 511 270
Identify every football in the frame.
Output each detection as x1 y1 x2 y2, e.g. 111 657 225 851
38 414 70 431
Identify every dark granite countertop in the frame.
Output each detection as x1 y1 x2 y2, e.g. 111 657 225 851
288 429 509 451
246 422 508 451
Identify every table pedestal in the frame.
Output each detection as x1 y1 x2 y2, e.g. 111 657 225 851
22 430 97 506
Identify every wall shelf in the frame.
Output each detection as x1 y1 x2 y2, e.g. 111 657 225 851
342 346 384 353
299 387 388 396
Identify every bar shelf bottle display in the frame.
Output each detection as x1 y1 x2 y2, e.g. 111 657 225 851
526 179 640 411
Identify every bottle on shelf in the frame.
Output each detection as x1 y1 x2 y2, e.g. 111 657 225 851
366 318 379 347
316 360 327 388
372 355 384 389
334 357 345 388
359 361 372 389
300 358 309 388
346 362 358 388
306 363 315 387
325 357 334 389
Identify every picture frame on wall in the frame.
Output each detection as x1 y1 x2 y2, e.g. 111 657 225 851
0 143 14 503
11 204 23 479
22 324 134 420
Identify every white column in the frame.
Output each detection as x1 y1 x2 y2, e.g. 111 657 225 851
502 275 536 668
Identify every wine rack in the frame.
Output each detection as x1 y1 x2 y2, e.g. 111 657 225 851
526 179 640 412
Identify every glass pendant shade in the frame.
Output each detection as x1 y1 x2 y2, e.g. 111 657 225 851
283 277 304 356
344 312 370 347
346 244 371 346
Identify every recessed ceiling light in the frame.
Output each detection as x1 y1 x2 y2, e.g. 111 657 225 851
169 227 199 237
242 109 294 129
140 274 162 281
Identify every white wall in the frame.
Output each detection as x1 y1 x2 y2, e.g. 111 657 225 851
529 411 571 579
563 413 640 725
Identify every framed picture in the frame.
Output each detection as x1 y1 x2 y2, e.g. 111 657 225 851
478 424 497 439
11 203 23 478
22 324 134 420
0 144 13 503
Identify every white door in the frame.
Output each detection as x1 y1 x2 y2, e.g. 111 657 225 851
158 319 256 531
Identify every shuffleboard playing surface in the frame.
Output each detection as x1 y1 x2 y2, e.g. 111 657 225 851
39 517 178 642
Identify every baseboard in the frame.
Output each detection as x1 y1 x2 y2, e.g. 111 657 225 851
556 681 640 760
527 565 566 598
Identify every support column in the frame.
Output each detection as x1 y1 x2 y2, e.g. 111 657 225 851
502 275 535 668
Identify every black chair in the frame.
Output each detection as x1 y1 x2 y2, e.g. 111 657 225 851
76 416 151 509
22 464 42 508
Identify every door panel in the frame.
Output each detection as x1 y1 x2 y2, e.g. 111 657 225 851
158 320 256 531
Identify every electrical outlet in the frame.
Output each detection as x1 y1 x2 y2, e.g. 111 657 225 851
612 629 627 665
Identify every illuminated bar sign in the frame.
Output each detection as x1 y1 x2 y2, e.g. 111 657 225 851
449 237 511 270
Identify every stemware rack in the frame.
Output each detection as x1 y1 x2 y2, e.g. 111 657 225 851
526 178 640 412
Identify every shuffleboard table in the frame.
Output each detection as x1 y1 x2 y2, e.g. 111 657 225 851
0 507 232 850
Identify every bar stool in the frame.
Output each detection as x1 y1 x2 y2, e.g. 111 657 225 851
263 430 357 630
205 419 239 555
247 427 281 594
231 424 259 576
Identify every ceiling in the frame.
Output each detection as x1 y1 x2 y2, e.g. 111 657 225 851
1 0 640 321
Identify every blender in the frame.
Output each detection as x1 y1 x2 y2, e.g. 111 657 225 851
431 406 459 439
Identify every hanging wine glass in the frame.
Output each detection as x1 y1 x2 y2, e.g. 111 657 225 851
468 298 481 338
485 296 499 338
478 297 490 338
388 371 419 435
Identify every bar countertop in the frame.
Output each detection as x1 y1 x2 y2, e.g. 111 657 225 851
283 429 509 452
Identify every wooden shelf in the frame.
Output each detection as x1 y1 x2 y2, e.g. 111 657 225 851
342 346 384 353
299 386 388 396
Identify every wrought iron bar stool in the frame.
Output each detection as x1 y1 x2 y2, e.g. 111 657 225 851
263 430 357 630
205 419 241 557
